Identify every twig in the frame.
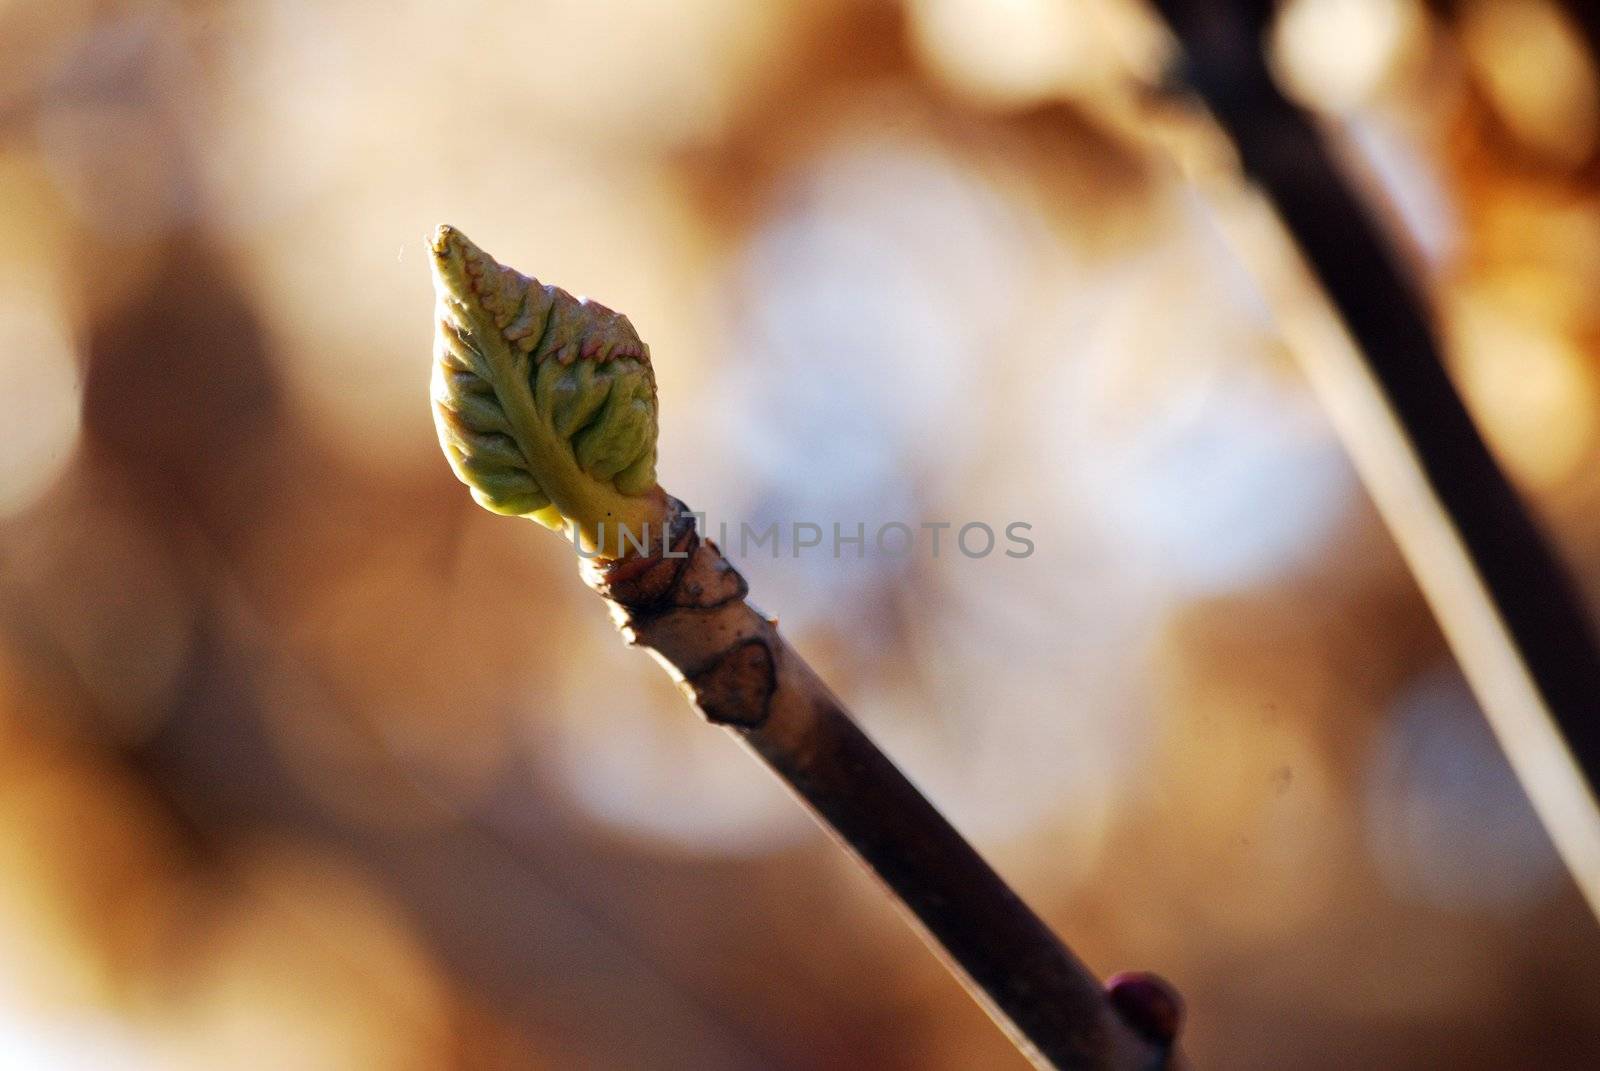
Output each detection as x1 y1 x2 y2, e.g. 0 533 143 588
427 225 1182 1070
584 499 1174 1071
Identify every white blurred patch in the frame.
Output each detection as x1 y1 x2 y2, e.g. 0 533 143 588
891 544 1153 860
0 1007 165 1071
1364 667 1564 911
1049 199 1357 594
907 0 1115 106
1270 0 1425 113
0 300 81 520
710 133 1031 628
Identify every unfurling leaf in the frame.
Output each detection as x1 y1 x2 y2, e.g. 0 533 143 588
429 225 666 555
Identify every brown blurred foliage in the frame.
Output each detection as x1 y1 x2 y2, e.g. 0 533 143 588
2 1 1600 1067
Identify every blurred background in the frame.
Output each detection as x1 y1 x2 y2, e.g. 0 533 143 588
2 0 1599 1067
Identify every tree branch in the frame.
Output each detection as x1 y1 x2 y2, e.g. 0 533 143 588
583 499 1177 1071
1131 0 1600 915
427 226 1183 1070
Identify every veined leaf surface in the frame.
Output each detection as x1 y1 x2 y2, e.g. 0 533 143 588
429 225 662 551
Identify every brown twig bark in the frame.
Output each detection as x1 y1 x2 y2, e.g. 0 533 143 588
428 224 1182 1068
579 499 1180 1071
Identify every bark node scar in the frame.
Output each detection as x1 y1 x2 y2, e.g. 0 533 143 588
684 638 776 728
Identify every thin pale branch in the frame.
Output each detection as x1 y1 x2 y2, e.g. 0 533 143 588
1101 0 1600 917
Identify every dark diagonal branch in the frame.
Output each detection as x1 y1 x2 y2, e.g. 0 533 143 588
584 500 1178 1070
1137 0 1600 914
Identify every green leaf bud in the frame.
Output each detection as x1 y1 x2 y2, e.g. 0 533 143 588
429 225 666 555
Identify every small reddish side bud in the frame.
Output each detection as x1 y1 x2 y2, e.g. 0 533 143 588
1105 971 1184 1047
